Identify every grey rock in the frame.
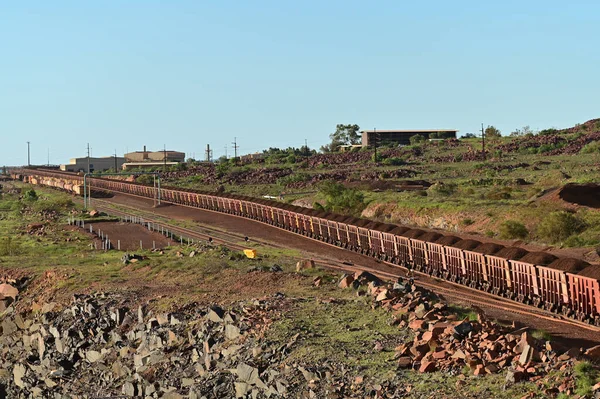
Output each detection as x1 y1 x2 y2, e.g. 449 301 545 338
13 363 26 389
207 307 225 323
225 324 241 340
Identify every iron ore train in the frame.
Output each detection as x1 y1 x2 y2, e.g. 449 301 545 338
13 168 600 326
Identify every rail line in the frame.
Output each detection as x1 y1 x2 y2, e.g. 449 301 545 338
89 194 600 334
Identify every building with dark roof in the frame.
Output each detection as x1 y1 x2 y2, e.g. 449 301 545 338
361 129 458 146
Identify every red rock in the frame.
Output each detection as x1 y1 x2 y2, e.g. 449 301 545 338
0 284 18 300
473 364 486 376
452 349 466 360
432 350 447 360
397 356 412 369
410 342 430 360
419 361 436 373
485 364 498 374
409 319 426 331
526 367 536 374
584 344 600 360
338 275 354 289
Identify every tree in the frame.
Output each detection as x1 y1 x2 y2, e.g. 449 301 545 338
461 133 477 139
510 125 534 137
324 124 361 152
484 125 502 139
409 134 426 145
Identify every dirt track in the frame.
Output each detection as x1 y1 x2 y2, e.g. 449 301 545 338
101 193 600 347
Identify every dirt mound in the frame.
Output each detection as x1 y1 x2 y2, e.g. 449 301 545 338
578 264 600 280
472 243 505 255
390 226 410 235
494 247 529 260
453 239 481 250
419 232 443 242
402 229 426 239
548 258 590 273
435 236 462 245
558 184 600 208
520 252 558 266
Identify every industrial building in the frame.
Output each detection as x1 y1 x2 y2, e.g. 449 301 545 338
124 146 185 163
60 157 125 173
361 129 458 147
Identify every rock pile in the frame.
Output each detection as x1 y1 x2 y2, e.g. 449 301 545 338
0 293 289 398
339 271 600 396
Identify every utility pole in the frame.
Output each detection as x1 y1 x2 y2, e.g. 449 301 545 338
163 144 167 172
481 123 486 161
205 144 212 162
27 142 30 166
47 148 50 166
87 143 91 173
232 137 239 165
114 149 118 172
373 127 378 162
224 145 228 159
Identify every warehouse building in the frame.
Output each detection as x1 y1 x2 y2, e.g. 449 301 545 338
60 157 125 172
124 146 185 163
361 129 458 146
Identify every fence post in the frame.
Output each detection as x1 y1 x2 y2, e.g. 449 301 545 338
140 240 143 250
90 225 92 233
153 241 155 250
118 240 121 250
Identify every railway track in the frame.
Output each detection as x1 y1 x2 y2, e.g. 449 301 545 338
89 195 600 334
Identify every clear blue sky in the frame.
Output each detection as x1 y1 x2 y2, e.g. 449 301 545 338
1 1 598 166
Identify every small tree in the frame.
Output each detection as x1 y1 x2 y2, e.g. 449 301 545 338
409 134 426 145
499 220 529 239
324 124 361 152
537 211 586 243
461 133 477 139
484 125 502 139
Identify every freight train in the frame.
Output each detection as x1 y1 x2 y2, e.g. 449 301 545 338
13 168 600 326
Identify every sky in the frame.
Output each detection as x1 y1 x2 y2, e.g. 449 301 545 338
1 1 599 166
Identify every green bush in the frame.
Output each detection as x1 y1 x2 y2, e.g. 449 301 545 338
429 182 457 196
461 218 474 226
277 173 311 186
499 220 529 239
409 134 426 145
573 361 599 397
23 189 38 201
318 181 366 215
580 141 600 154
382 157 405 166
537 211 586 243
0 237 21 256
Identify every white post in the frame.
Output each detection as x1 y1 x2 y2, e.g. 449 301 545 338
140 240 143 250
118 240 121 250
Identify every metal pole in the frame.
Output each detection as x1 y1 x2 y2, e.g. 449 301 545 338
118 240 121 250
481 123 486 161
157 174 161 205
140 240 143 250
27 141 30 166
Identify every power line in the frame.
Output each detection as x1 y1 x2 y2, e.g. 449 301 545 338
87 143 91 173
232 137 239 164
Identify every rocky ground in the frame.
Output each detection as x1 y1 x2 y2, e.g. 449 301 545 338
1 265 600 398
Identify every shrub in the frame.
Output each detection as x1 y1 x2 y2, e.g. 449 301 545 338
286 154 297 164
409 134 426 145
580 141 600 154
382 157 405 166
318 181 366 215
461 218 474 226
537 211 586 243
485 230 495 238
429 182 457 197
486 187 512 200
23 189 38 201
573 361 599 397
499 220 529 239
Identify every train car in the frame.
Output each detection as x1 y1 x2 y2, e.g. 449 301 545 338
566 273 600 323
463 250 487 288
426 242 446 277
484 255 512 296
537 266 568 312
509 260 539 304
381 232 397 262
395 236 412 266
369 230 384 258
357 227 370 254
444 247 464 283
410 239 428 271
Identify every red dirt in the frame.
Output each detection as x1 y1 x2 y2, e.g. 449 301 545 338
548 258 590 273
402 229 426 239
472 243 505 255
558 183 600 208
494 247 529 260
435 235 462 245
520 252 558 266
453 239 482 250
84 221 172 251
390 226 410 235
419 232 443 242
578 264 600 279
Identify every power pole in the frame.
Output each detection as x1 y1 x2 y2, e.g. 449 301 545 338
114 149 118 171
232 137 239 165
481 123 486 161
373 127 378 162
47 148 50 166
87 143 91 173
205 144 212 162
224 145 228 159
27 142 30 166
163 144 167 172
